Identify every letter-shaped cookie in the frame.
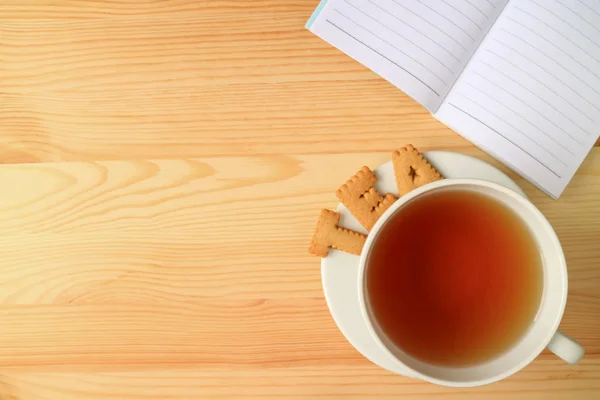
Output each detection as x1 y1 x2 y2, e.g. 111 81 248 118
309 209 367 257
392 145 443 196
336 166 396 231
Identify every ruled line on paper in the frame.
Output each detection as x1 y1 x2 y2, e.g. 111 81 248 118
503 16 600 83
448 103 563 178
365 0 462 63
491 39 600 113
460 81 577 155
477 59 593 133
342 0 456 73
455 92 570 166
389 0 469 50
333 9 449 86
465 75 581 150
485 0 497 9
512 4 600 65
497 28 600 99
463 0 490 19
413 0 476 41
325 19 441 96
577 0 600 18
439 0 483 30
483 50 597 122
527 0 600 50
555 0 600 36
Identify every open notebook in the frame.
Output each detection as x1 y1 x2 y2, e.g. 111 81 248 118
307 0 600 198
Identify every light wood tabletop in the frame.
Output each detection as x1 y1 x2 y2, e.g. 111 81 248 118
0 1 599 399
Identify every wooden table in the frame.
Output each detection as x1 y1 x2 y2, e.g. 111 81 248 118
0 2 598 399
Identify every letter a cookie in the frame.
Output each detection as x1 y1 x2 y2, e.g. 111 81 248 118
309 209 367 257
392 145 443 196
336 166 396 231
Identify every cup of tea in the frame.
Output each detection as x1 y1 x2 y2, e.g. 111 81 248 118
358 178 584 387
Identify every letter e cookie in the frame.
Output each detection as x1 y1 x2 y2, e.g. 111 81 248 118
335 166 396 231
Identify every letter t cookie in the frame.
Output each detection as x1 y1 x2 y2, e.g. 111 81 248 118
309 209 367 257
336 166 396 231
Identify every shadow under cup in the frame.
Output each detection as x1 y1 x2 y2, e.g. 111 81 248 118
358 180 567 387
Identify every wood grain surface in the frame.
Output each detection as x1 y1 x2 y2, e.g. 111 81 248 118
0 1 599 399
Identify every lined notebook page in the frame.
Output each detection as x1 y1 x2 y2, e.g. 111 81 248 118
308 0 509 111
437 0 600 198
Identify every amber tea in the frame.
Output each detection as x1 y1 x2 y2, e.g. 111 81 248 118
366 189 543 367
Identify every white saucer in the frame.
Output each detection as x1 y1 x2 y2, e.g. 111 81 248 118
321 151 527 377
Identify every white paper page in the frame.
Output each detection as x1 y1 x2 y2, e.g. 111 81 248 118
437 0 600 198
307 0 509 111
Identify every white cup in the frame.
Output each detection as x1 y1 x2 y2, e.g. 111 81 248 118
358 179 584 387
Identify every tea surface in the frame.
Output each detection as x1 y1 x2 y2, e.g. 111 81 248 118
367 189 543 366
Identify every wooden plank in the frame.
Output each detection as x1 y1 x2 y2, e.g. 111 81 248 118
0 0 307 20
0 150 598 398
0 1 596 164
0 365 599 400
0 1 494 163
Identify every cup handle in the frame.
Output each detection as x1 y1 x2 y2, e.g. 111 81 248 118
546 331 584 364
